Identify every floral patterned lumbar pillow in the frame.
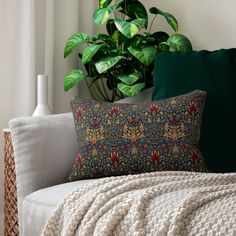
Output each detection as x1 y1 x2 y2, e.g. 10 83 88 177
68 90 207 181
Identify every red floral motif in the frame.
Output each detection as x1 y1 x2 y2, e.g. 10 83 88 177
109 106 121 116
189 101 197 116
75 107 84 120
109 151 121 165
148 103 160 115
190 149 199 164
75 153 84 168
128 118 140 125
150 150 161 164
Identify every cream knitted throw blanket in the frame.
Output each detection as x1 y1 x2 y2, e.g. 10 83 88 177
42 171 236 236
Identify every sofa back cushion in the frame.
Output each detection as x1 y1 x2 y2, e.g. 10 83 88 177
69 90 207 181
152 49 236 172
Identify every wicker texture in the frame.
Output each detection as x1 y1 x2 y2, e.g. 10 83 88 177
4 131 19 236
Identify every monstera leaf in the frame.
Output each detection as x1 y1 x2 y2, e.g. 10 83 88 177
93 7 111 25
91 34 115 47
95 56 124 74
165 34 192 51
118 83 145 96
64 70 87 91
120 0 148 28
82 44 103 64
64 32 90 58
114 19 146 39
150 7 178 32
94 1 123 25
92 34 111 42
128 46 157 65
117 73 141 86
99 0 112 8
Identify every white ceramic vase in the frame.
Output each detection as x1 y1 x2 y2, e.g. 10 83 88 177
32 74 52 116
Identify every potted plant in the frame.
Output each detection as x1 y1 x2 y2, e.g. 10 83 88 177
64 0 192 102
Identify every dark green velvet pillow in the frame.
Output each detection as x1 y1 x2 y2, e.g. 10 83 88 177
152 49 236 173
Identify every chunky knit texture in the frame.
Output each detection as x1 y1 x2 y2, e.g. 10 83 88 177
42 171 236 236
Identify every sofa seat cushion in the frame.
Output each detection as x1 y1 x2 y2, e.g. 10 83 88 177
22 179 97 236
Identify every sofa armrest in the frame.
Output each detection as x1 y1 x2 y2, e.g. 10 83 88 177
9 112 77 232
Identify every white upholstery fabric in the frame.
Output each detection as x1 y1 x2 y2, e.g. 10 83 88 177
9 113 77 235
9 88 153 236
22 179 96 236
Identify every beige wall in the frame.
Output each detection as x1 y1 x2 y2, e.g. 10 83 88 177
143 0 236 50
53 0 100 114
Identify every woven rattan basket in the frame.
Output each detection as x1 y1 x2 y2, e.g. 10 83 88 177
4 130 19 236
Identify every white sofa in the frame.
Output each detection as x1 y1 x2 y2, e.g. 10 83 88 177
9 88 153 236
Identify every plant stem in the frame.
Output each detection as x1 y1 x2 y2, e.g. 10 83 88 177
148 15 157 35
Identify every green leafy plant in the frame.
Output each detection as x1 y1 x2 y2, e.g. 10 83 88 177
64 0 192 102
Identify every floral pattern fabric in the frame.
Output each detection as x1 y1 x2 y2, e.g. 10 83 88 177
69 90 207 181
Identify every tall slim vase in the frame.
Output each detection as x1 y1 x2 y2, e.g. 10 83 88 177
32 74 52 116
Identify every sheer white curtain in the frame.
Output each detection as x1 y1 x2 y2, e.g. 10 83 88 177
0 0 96 232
